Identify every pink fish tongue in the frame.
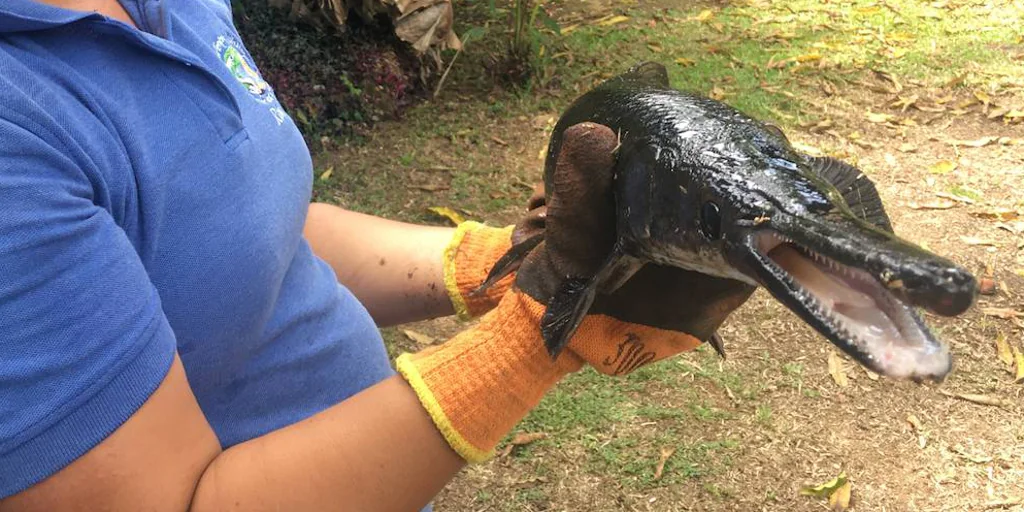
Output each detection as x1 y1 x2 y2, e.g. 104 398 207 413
770 245 903 349
769 245 873 309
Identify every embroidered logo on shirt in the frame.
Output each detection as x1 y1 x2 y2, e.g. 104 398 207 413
213 36 287 125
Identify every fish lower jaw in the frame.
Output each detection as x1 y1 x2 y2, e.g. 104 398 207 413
754 235 951 381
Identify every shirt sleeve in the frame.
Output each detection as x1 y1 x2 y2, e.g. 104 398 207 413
0 116 178 498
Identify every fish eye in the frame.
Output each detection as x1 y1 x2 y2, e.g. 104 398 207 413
700 201 722 239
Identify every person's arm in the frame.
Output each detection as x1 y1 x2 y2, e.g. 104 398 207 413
305 203 527 327
1 356 466 512
303 204 456 326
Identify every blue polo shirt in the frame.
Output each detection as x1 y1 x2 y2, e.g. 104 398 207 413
0 0 397 497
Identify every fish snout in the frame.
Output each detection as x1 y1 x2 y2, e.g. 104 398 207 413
897 264 977 317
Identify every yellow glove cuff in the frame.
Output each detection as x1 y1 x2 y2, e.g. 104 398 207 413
397 289 705 462
396 291 582 462
442 221 516 320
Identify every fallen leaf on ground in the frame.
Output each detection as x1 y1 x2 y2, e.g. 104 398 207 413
427 206 466 225
928 160 958 174
996 333 1014 366
907 415 927 448
318 166 334 181
413 184 450 192
907 414 922 431
973 209 1020 221
940 390 1013 408
595 15 629 26
864 368 880 380
1013 344 1024 383
996 221 1024 234
654 447 676 480
801 472 848 499
647 42 663 53
983 307 1021 319
510 432 547 445
960 236 997 246
979 278 998 295
692 9 714 22
498 432 548 457
828 351 849 387
935 191 976 204
866 112 896 123
402 329 436 346
675 57 696 67
952 136 999 147
984 498 1023 509
829 480 852 511
908 200 957 210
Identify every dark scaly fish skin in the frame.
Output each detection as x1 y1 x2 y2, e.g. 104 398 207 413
535 62 976 381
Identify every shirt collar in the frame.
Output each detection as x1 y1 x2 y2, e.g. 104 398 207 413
0 1 148 34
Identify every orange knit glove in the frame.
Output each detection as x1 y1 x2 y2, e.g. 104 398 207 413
395 288 702 462
442 188 547 320
442 221 516 320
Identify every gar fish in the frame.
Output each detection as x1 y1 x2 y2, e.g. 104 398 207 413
483 62 976 381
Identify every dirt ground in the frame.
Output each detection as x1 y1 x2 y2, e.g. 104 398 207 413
314 2 1024 510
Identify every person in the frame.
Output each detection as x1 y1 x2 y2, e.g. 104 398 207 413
0 1 753 510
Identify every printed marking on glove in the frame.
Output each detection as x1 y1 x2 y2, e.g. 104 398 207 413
603 333 656 375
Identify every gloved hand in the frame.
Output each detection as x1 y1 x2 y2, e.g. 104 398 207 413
441 189 547 320
514 122 756 374
397 123 753 463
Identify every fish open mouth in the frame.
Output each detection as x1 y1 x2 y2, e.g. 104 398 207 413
750 232 952 381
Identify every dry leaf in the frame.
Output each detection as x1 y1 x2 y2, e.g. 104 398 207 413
983 307 1021 319
709 86 727 100
647 42 664 53
928 160 957 174
908 200 956 210
675 57 696 67
402 329 436 346
413 184 450 192
829 480 852 511
935 192 976 204
979 278 998 295
988 106 1010 119
996 221 1024 234
953 136 998 147
654 447 676 480
828 351 849 387
426 206 466 225
596 15 629 26
907 414 922 431
1013 344 1024 383
794 53 822 63
318 166 334 181
692 9 714 22
801 472 848 497
940 390 1013 408
864 368 880 380
973 209 1020 221
509 432 547 446
995 333 1014 366
866 112 896 123
960 236 997 246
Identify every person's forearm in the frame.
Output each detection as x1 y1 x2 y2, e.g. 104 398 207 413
304 203 455 326
192 375 465 512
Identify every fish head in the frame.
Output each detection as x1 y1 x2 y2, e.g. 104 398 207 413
631 128 976 382
706 146 976 381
